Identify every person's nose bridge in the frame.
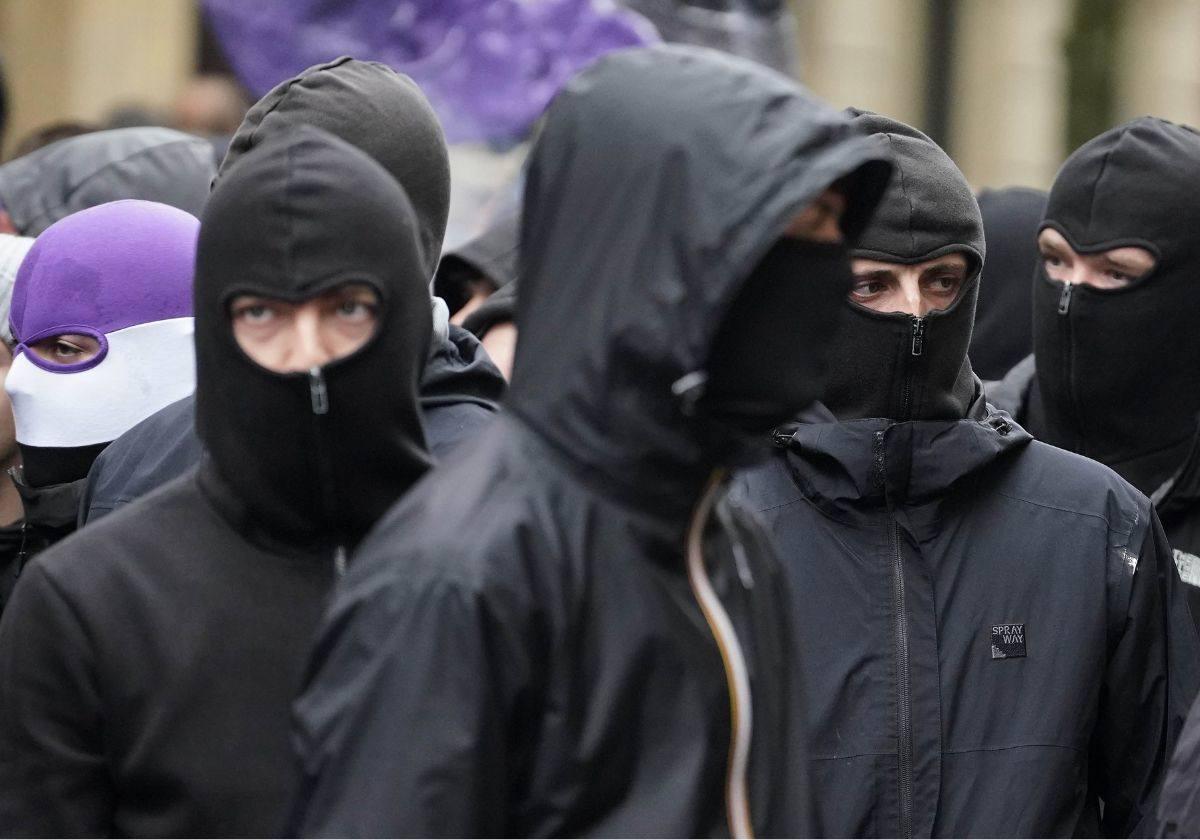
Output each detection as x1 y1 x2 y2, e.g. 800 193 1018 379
291 305 332 368
902 271 926 317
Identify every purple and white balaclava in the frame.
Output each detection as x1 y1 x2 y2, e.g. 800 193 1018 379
6 200 198 453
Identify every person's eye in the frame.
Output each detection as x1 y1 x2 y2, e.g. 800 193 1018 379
1106 269 1133 283
925 274 961 294
851 278 886 298
1041 253 1063 267
335 299 376 322
234 304 275 324
52 340 83 359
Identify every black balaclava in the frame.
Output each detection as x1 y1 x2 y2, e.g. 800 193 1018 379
821 110 985 422
1032 117 1200 496
195 126 432 548
218 56 450 277
970 186 1047 380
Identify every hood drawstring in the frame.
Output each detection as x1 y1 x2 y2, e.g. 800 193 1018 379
686 467 754 840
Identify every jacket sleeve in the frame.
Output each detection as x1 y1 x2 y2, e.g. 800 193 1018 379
0 560 114 836
1093 509 1200 837
288 556 536 838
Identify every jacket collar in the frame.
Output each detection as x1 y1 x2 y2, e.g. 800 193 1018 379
773 394 1031 520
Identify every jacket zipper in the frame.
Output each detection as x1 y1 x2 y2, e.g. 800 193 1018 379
898 317 924 420
686 468 755 840
909 316 925 357
309 367 345 574
1057 282 1074 315
876 431 912 838
891 520 914 839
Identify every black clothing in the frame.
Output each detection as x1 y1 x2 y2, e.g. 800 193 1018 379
0 468 336 837
289 45 892 837
461 279 517 339
0 129 435 836
989 357 1200 632
78 325 502 525
704 238 855 440
195 128 432 548
19 440 107 489
219 56 450 276
0 470 76 615
736 399 1200 837
434 210 520 315
1031 117 1200 499
823 110 985 423
969 187 1046 380
0 127 214 236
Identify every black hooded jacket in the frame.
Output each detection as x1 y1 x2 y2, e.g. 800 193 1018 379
76 57 504 526
737 113 1200 837
985 118 1200 624
0 127 215 236
0 128 435 837
969 187 1047 380
288 45 892 837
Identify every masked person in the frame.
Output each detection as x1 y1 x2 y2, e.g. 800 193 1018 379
734 111 1200 837
287 45 892 837
0 200 197 610
988 117 1200 625
0 126 434 836
968 186 1047 380
79 57 504 524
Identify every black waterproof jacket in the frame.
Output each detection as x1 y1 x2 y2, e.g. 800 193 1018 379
78 325 503 524
288 45 892 837
988 360 1200 628
734 397 1200 836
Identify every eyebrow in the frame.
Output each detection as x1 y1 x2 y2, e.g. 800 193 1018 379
920 260 967 277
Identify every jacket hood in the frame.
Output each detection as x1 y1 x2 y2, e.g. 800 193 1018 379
195 126 431 548
218 56 450 278
420 322 506 411
969 187 1047 380
433 210 520 314
771 395 1030 520
1033 116 1200 496
822 110 985 422
0 127 214 236
507 45 892 513
6 200 198 487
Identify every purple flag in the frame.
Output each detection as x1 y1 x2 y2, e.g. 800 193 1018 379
202 0 658 144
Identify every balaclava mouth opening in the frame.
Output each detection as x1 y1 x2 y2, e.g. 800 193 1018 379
195 125 432 549
821 109 985 423
5 199 198 488
1032 116 1200 496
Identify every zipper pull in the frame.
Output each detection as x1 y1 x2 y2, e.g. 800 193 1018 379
309 366 329 415
1057 282 1074 315
334 545 347 576
910 317 925 356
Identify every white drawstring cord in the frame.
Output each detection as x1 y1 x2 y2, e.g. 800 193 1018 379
686 468 755 840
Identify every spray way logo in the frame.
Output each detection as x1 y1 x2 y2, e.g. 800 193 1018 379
990 623 1026 659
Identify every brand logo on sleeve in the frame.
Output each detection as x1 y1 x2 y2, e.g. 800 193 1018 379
990 623 1026 659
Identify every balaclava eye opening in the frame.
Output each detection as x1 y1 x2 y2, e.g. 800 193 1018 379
821 110 985 423
195 126 432 549
5 199 198 487
1032 116 1200 496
